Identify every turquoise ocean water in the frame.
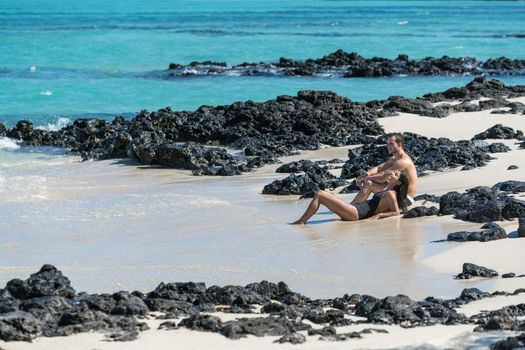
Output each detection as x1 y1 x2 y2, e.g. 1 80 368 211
1 0 525 128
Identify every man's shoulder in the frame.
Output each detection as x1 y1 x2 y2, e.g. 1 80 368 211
392 156 414 169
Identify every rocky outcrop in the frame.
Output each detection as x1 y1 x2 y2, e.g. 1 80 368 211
472 304 525 333
492 181 525 194
439 185 525 223
490 333 525 350
2 265 525 343
472 124 524 140
403 206 439 218
6 91 384 176
164 50 525 78
447 222 507 242
262 168 346 197
455 263 499 279
422 77 525 102
5 78 524 180
0 265 147 342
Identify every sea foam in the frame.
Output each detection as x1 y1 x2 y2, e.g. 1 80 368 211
36 117 71 131
0 137 21 150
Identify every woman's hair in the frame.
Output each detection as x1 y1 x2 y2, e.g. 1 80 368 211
393 173 409 213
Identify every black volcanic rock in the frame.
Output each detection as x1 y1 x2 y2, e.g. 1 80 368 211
179 314 222 332
382 97 450 118
219 317 311 340
164 51 525 78
459 288 490 302
492 181 525 194
262 167 337 197
0 311 42 341
276 160 321 173
447 222 507 242
354 294 465 327
274 332 306 344
456 263 499 279
472 304 525 333
414 194 441 203
490 333 525 350
6 265 75 300
472 124 524 140
0 265 149 342
7 90 385 177
4 265 525 343
403 206 439 218
6 78 525 180
439 185 525 223
423 77 525 102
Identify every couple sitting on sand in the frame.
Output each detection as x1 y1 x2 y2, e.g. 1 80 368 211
293 133 417 224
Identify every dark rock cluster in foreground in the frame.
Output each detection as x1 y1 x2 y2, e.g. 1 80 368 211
164 50 525 78
1 265 525 345
1 78 524 179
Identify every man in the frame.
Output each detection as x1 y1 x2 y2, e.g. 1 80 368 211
351 133 417 207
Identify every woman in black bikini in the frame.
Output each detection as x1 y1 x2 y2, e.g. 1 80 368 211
292 171 409 225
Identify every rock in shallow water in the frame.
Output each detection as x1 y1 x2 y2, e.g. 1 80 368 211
456 263 499 280
447 222 507 242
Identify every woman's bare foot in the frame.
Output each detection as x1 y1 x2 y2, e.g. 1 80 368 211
290 220 305 225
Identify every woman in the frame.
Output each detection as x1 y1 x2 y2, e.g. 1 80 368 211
292 171 409 224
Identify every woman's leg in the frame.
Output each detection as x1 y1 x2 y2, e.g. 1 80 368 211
293 190 359 224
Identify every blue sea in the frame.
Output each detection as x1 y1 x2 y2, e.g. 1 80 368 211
1 0 525 128
0 1 525 298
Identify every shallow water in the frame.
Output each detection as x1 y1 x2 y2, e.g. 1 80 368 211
0 147 507 299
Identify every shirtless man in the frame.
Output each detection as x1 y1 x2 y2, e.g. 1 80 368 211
351 133 417 207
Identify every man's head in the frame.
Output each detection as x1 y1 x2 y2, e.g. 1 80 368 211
386 133 405 155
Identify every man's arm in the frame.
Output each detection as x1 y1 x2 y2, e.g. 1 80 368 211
356 160 392 185
365 170 396 184
365 160 392 177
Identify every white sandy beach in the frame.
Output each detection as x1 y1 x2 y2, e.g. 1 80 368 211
1 101 524 349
